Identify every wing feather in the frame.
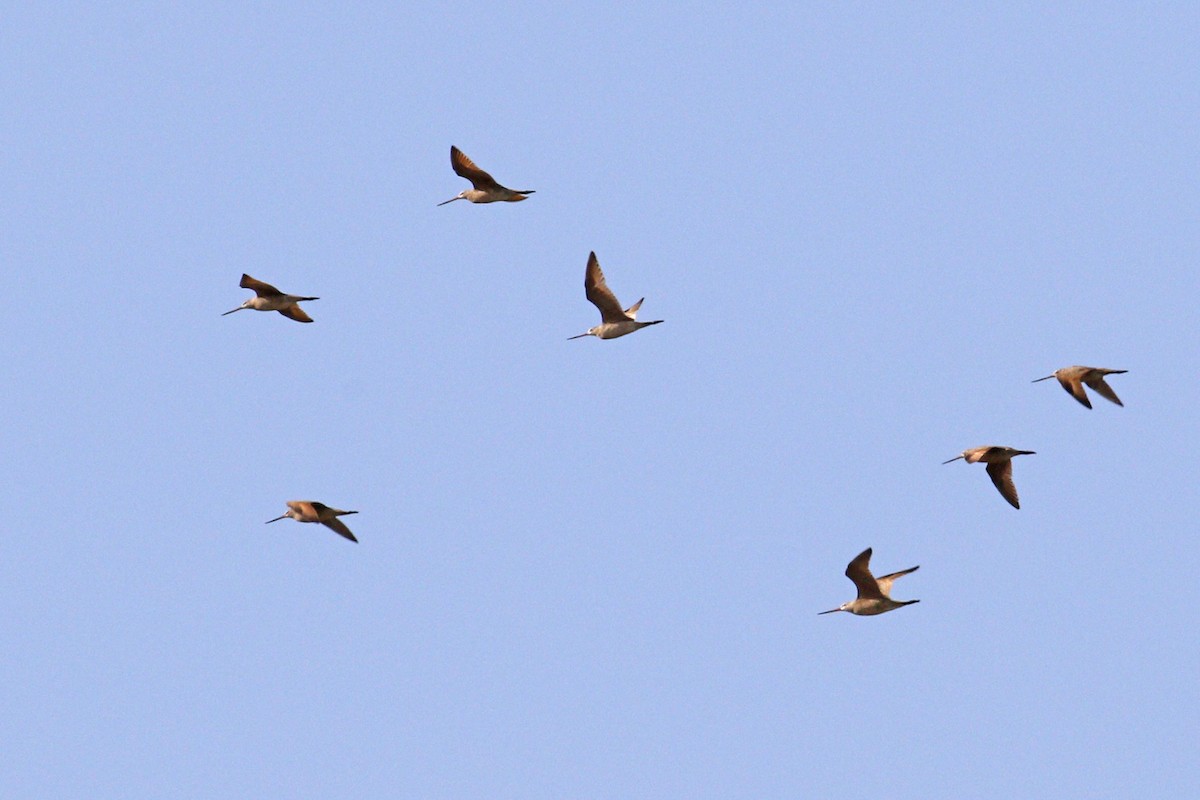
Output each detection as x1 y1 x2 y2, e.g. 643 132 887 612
1084 374 1124 406
986 460 1021 509
278 304 313 323
585 252 630 323
1056 374 1092 408
240 274 284 297
451 146 500 191
845 548 884 600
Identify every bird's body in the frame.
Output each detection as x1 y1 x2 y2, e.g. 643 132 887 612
819 547 920 616
438 146 534 205
1033 366 1127 409
223 274 318 323
265 501 359 542
943 445 1035 509
569 251 663 341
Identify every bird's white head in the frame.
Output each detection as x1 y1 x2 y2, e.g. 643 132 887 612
568 327 599 340
818 603 848 615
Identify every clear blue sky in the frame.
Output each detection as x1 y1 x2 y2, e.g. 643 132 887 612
3 3 1197 797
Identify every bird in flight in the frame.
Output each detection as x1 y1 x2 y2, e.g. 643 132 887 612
437 146 534 205
1033 366 1128 409
222 275 318 323
569 251 663 341
943 446 1036 509
265 501 359 542
819 547 920 616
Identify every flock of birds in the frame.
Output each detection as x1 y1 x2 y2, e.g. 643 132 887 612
221 145 1130 617
823 366 1128 616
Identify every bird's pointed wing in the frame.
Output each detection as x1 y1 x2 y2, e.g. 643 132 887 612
1084 374 1123 406
451 146 500 191
986 459 1021 509
623 298 644 320
845 548 884 600
875 565 919 598
278 304 313 323
1056 373 1092 408
585 252 630 323
321 517 358 542
240 274 284 297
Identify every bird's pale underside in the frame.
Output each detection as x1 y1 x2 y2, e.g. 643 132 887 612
569 251 663 340
265 501 359 542
819 547 920 616
437 146 534 205
222 274 318 323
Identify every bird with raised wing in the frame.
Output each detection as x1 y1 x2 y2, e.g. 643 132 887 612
265 501 359 542
569 251 663 341
1033 366 1128 409
437 146 534 205
222 274 318 323
943 446 1036 509
819 547 920 616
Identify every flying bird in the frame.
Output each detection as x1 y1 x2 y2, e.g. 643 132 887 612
819 547 920 616
437 146 534 205
222 274 318 323
265 501 359 543
943 446 1036 509
1033 366 1128 409
569 251 663 341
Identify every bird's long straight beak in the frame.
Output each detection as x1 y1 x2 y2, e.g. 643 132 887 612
942 456 964 464
818 608 842 615
265 514 287 523
1031 375 1056 382
567 332 589 340
221 307 244 316
436 196 461 206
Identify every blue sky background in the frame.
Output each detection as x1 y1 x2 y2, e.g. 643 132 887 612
3 3 1198 797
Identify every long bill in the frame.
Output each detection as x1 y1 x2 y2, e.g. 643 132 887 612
567 332 590 340
436 196 463 206
817 607 842 615
221 306 246 316
1031 375 1056 382
265 514 288 523
941 455 964 464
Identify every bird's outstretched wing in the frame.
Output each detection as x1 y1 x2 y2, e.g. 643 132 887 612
875 565 919 598
451 146 500 191
585 252 630 323
845 548 884 600
278 305 313 323
240 274 284 298
1056 373 1092 409
1084 372 1124 406
986 459 1021 509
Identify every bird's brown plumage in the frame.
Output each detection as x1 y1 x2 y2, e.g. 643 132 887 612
585 251 634 323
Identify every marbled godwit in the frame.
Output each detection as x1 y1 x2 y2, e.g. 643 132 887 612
819 547 919 616
437 146 534 205
568 251 663 340
1033 366 1127 409
943 446 1035 509
266 501 359 543
222 274 318 323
